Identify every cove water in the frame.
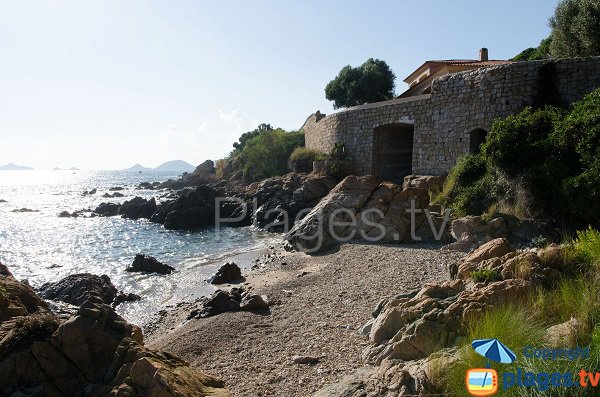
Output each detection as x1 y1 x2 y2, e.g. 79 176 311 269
0 170 280 325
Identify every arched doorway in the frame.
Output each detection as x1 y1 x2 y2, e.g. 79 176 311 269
372 123 414 184
469 128 488 154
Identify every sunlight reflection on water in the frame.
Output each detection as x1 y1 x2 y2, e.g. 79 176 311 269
0 170 280 325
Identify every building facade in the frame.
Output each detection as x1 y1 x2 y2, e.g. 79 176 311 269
302 57 600 183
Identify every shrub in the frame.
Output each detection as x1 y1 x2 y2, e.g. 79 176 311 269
289 147 325 164
471 269 502 283
238 129 305 181
572 227 600 266
442 89 600 226
438 154 496 217
2 315 60 354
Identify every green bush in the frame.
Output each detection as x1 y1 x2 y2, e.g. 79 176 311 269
572 227 600 266
289 147 325 163
441 89 600 226
438 154 495 217
471 269 502 283
238 128 304 181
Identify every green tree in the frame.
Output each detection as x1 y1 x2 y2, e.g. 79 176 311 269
325 58 395 109
512 37 552 61
549 0 600 58
231 123 273 155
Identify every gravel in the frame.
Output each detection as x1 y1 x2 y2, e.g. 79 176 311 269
147 242 464 397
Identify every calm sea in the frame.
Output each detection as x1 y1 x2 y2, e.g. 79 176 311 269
0 170 279 325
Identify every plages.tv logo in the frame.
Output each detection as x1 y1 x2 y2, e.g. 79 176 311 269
466 338 516 396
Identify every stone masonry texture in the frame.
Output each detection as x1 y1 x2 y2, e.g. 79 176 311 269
302 57 600 176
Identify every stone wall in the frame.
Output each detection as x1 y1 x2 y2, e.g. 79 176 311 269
302 56 600 176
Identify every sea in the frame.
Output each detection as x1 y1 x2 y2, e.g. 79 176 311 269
0 170 280 326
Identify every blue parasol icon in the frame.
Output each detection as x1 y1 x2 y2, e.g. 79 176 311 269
472 338 517 365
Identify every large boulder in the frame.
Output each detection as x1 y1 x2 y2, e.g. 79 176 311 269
253 173 336 232
284 176 435 253
0 264 231 397
126 254 175 275
150 186 216 231
119 197 157 220
0 265 49 321
210 262 242 284
194 160 216 174
39 273 118 306
364 278 532 364
463 238 511 264
284 176 381 252
93 202 121 217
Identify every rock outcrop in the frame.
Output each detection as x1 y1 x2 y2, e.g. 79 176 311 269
186 288 270 319
150 186 217 231
94 202 121 217
0 263 231 397
210 262 242 284
126 254 175 275
284 175 442 253
39 273 140 308
252 173 337 232
119 197 157 220
39 273 118 306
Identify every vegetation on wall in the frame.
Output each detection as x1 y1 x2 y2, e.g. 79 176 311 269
325 58 396 109
438 88 600 227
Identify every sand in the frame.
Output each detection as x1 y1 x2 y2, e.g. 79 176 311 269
146 242 464 397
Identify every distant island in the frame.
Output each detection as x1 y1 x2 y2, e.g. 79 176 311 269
0 163 34 170
123 160 196 173
52 167 79 171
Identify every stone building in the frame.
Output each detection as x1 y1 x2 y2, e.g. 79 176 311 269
302 56 600 183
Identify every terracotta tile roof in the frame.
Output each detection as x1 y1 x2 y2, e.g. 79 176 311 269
426 59 513 67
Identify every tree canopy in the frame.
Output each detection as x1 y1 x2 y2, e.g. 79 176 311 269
324 58 395 109
549 0 600 58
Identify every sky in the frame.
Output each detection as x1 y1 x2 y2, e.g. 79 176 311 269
0 0 559 170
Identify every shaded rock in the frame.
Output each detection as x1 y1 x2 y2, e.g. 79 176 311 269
93 202 121 217
189 290 241 319
240 294 269 311
109 186 125 191
82 188 97 196
1 270 49 321
284 176 381 252
114 292 142 306
119 196 157 220
150 186 216 231
58 210 76 218
254 173 337 232
217 198 253 227
194 160 216 174
126 254 175 275
210 262 242 284
0 199 7 203
0 264 231 397
291 355 320 364
285 176 435 253
12 208 39 213
39 273 118 306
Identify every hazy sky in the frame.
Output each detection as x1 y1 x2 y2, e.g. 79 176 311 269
0 0 558 170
